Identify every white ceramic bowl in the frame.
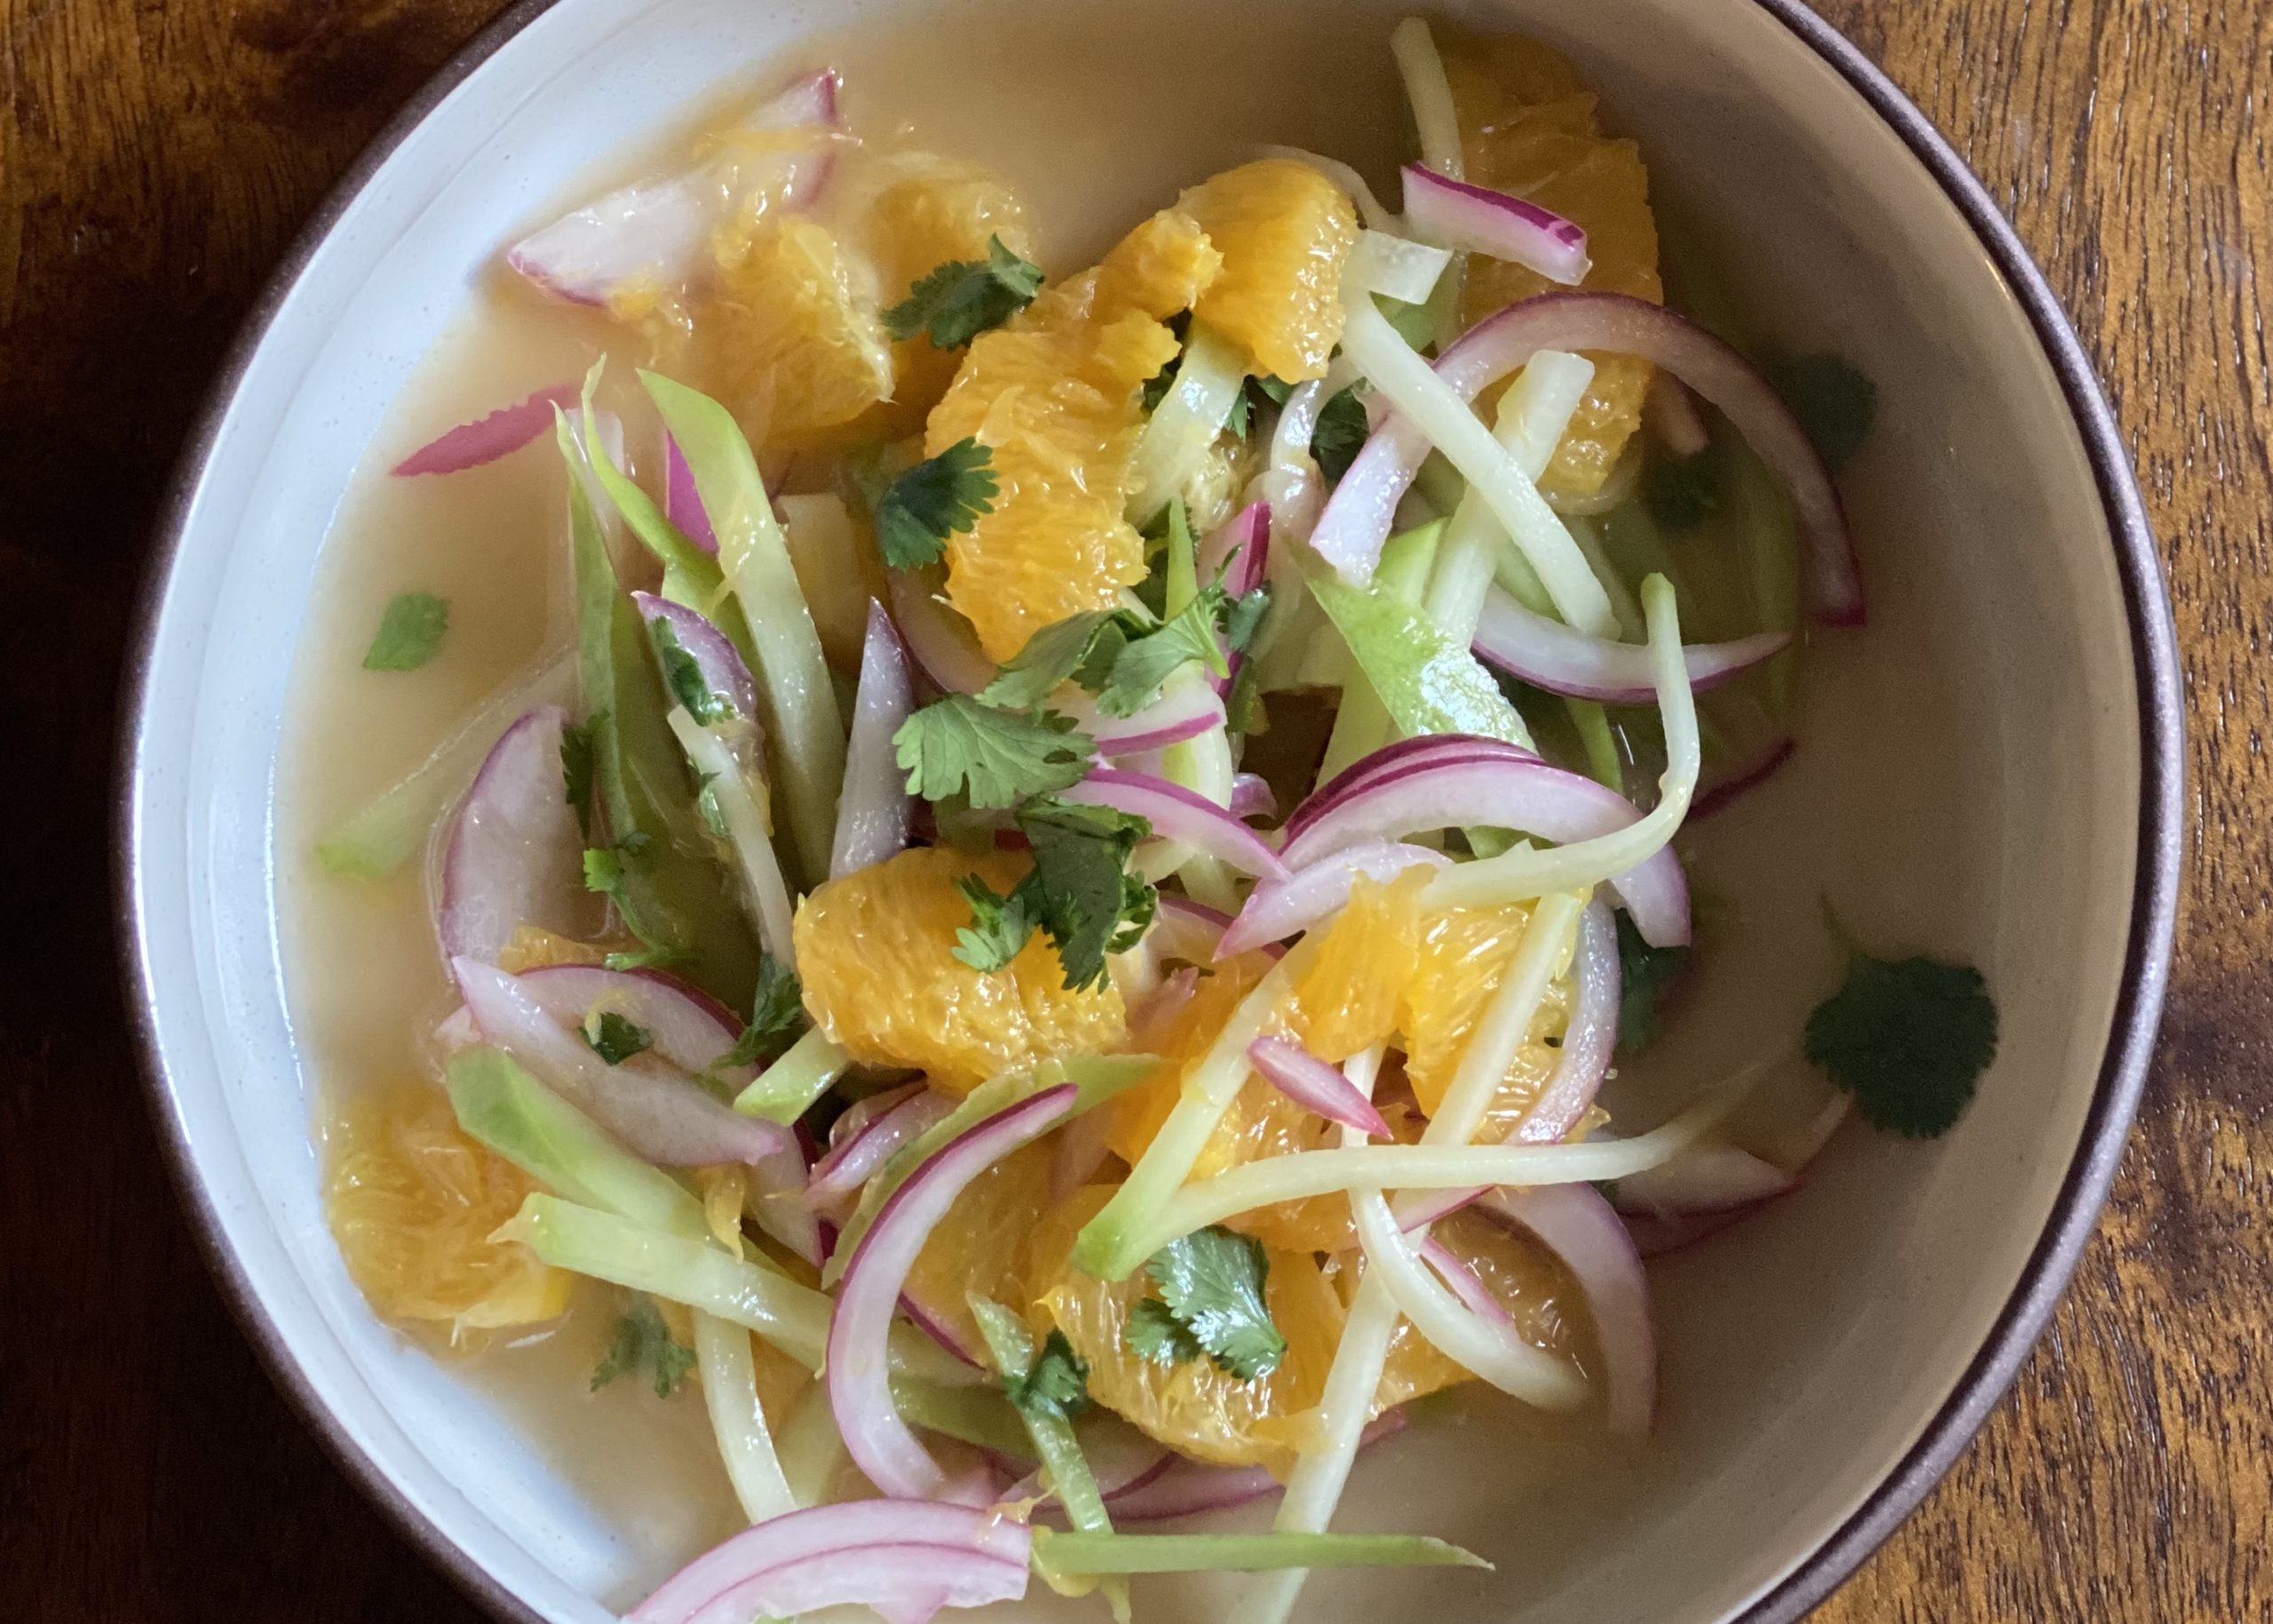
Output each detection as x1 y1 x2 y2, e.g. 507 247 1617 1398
121 0 2182 1619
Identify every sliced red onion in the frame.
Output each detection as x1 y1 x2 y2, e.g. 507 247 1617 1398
1249 1037 1392 1137
1485 1185 1656 1435
1417 1235 1517 1327
1514 898 1620 1145
1217 840 1449 959
1396 1186 1486 1232
833 602 918 878
630 1499 1031 1624
1473 586 1789 703
664 433 718 553
1620 1207 1757 1257
512 963 752 1085
828 1086 1079 1500
1646 375 1712 457
1104 1413 1406 1523
1691 733 1796 820
1058 769 1291 882
887 571 994 695
1279 733 1540 849
392 383 579 477
1276 755 1688 947
1400 165 1588 286
1127 966 1201 1053
806 1084 950 1212
437 706 588 966
633 593 760 720
508 70 841 306
1199 500 1273 597
1149 895 1233 965
898 1290 987 1370
1611 1140 1797 1220
1230 773 1278 821
451 957 791 1168
1073 683 1227 757
1310 292 1863 623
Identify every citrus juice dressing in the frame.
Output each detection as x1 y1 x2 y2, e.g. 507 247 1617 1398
273 0 1412 1545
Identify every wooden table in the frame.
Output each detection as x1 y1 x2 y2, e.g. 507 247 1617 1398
1 0 2259 1616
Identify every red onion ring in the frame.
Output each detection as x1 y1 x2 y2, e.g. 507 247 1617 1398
1058 769 1292 881
1279 733 1540 851
1513 897 1619 1144
436 706 588 967
1472 586 1789 704
1248 1036 1393 1137
1400 164 1588 286
827 1085 1078 1500
833 602 918 878
1230 773 1278 821
1484 1184 1656 1435
1216 840 1450 959
630 1499 1030 1624
392 383 579 477
1072 683 1228 757
1691 733 1796 820
1646 375 1711 457
1278 753 1689 947
1148 895 1236 965
1310 291 1863 624
804 1085 952 1214
1416 1235 1518 1328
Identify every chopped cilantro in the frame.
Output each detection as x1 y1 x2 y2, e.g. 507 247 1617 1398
985 587 1248 719
1310 384 1370 483
1224 656 1267 736
981 608 1140 711
580 1010 653 1066
647 616 730 725
1643 449 1721 533
1217 581 1271 655
874 438 999 569
1125 1297 1205 1367
892 694 1093 809
590 1299 695 1398
1804 946 1998 1138
1226 374 1293 440
1765 352 1877 472
583 839 686 970
1092 590 1230 717
560 716 599 838
952 872 1038 972
948 799 1155 991
361 591 450 671
1136 1226 1286 1380
1140 359 1180 415
713 953 806 1071
582 844 625 895
883 235 1044 349
968 1295 1093 1422
1615 908 1691 1054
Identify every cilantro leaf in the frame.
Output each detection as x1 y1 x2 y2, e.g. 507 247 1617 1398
1804 948 1998 1138
1140 1226 1286 1380
1311 384 1370 484
1140 359 1180 415
883 235 1044 349
952 872 1039 971
875 438 999 568
1615 907 1692 1054
647 616 730 725
1013 1330 1093 1420
892 695 1092 809
1092 588 1230 717
1642 449 1720 533
590 1299 695 1398
560 716 599 839
1765 353 1877 472
712 953 806 1071
1217 582 1272 655
583 840 687 969
362 591 450 671
1224 656 1267 736
581 1010 653 1066
1125 1297 1205 1367
1018 797 1157 992
981 608 1146 711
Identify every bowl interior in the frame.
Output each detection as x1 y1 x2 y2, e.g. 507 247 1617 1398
127 0 2147 1619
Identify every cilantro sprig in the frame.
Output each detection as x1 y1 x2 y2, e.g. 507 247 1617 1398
1310 384 1370 483
1124 1227 1286 1381
875 438 999 569
892 694 1092 809
362 590 450 671
1804 941 1998 1138
981 579 1265 720
710 953 806 1073
953 798 1157 992
883 236 1044 349
582 836 689 971
590 1299 695 1398
580 1010 653 1066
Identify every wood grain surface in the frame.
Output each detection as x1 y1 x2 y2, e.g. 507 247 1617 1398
0 0 2260 1617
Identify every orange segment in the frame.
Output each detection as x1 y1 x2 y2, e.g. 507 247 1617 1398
1284 868 1428 1063
1398 898 1571 1141
1026 1185 1346 1472
702 215 895 443
1445 32 1662 499
928 210 1223 661
1177 159 1359 382
793 845 1129 1093
324 1079 567 1345
851 154 1035 438
903 1136 1058 1356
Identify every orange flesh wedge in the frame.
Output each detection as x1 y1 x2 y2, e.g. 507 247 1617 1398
1177 158 1360 384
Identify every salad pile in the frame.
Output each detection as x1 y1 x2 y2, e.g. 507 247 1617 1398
318 20 1998 1622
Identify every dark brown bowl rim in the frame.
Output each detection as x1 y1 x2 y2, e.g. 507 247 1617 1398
115 1 2182 1620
